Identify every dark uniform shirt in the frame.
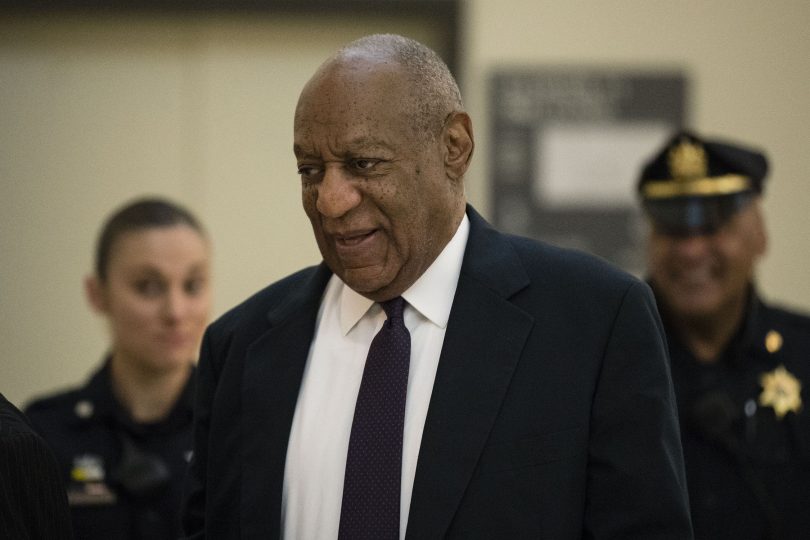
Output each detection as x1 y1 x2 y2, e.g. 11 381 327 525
24 360 195 540
655 288 810 540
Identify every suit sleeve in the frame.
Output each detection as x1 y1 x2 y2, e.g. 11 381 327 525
0 415 73 539
181 328 217 540
584 280 693 539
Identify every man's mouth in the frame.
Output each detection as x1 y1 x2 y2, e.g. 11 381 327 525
331 229 383 262
336 230 376 247
672 264 717 288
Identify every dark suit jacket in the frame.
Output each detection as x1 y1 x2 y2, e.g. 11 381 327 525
0 392 73 540
182 206 693 539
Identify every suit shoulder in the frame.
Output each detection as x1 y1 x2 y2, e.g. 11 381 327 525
208 264 325 336
505 233 640 291
0 395 35 438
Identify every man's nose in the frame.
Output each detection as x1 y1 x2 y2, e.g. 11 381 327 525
315 164 362 218
671 233 713 259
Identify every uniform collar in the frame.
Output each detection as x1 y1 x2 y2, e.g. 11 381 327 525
74 357 195 435
722 287 760 366
650 282 766 368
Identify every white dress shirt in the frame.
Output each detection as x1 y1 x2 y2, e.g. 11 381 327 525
281 215 470 540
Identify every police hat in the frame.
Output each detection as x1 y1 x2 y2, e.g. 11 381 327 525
637 131 768 235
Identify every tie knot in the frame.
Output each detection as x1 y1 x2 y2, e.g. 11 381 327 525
381 296 405 322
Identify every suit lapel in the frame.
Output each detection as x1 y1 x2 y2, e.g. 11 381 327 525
233 208 532 538
240 265 331 539
406 208 535 539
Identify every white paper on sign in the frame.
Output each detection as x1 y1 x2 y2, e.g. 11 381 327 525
535 122 672 208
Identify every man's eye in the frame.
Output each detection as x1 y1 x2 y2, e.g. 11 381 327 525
297 165 322 177
352 159 378 170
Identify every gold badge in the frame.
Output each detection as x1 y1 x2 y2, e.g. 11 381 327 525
71 454 105 482
758 365 802 419
765 330 783 353
668 138 708 180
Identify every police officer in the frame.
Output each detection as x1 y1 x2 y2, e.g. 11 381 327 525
638 131 810 540
25 198 212 539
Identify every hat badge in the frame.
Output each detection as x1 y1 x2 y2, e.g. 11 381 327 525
667 139 707 181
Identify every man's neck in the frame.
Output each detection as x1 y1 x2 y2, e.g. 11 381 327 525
669 294 749 364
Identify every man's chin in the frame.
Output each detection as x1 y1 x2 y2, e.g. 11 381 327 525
338 266 393 296
669 297 724 322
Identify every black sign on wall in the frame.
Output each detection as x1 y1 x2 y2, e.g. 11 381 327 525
490 69 686 275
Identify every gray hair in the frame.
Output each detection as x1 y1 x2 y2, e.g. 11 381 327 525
334 34 463 138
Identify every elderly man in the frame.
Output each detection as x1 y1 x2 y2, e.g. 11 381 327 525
638 131 810 540
182 34 692 539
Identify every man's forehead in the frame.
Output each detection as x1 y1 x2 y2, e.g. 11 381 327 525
294 88 414 150
300 57 408 104
293 133 396 157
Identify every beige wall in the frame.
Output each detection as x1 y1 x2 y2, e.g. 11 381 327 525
460 0 810 310
0 13 444 407
2 1 809 407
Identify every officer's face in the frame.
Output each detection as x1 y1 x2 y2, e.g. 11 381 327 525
294 57 469 301
86 225 211 374
647 199 767 323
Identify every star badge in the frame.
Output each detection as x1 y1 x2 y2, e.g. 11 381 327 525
758 365 802 419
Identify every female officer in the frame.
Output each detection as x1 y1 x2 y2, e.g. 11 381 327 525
25 197 212 540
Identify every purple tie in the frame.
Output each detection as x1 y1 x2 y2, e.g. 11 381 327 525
338 296 411 540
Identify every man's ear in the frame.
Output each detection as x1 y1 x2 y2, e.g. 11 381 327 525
443 111 474 181
85 275 108 314
754 201 768 258
745 197 768 260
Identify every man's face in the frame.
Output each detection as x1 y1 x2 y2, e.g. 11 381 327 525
293 59 467 301
647 199 767 322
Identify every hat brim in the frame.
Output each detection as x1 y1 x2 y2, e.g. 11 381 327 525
643 192 755 235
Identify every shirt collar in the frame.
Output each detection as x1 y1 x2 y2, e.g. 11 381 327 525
339 214 470 334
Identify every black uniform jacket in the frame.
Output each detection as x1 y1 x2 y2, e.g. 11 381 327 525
182 206 693 539
662 289 810 540
25 361 195 540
